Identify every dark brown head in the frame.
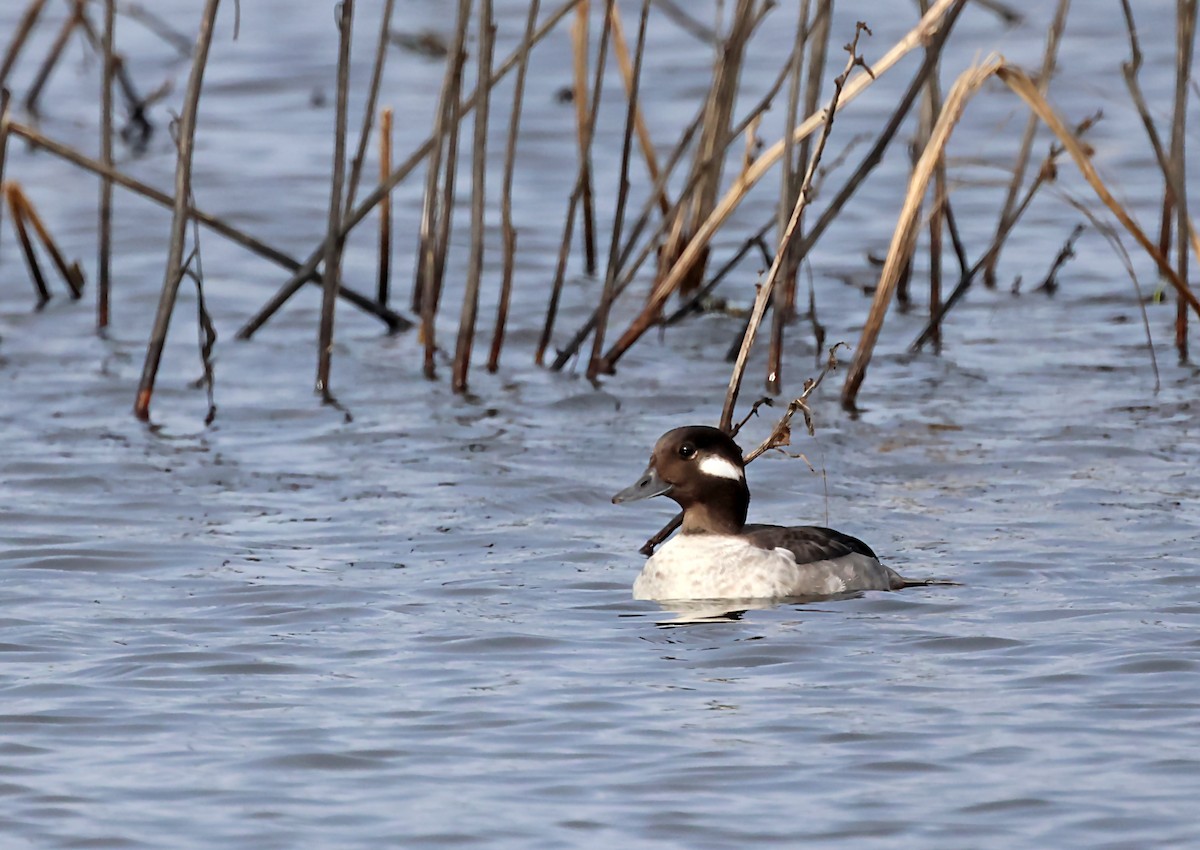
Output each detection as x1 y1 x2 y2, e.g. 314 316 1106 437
612 425 749 534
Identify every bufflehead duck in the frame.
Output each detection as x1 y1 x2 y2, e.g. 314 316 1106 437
613 425 930 601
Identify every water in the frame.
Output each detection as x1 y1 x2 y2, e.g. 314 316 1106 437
2 1 1199 847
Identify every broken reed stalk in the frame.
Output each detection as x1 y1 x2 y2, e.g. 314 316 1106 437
378 107 392 307
910 141 1063 351
1169 0 1196 360
597 0 964 373
23 0 83 114
719 24 865 434
1058 193 1160 389
423 0 471 380
0 0 50 89
239 0 585 341
489 0 541 373
570 1 598 274
8 119 406 329
343 0 397 217
451 0 496 395
842 57 1002 410
982 0 1071 290
766 0 813 397
133 0 220 422
413 0 465 317
0 88 9 251
1117 2 1200 274
6 183 84 297
608 2 669 214
671 0 762 299
536 0 615 366
316 0 354 403
98 0 115 330
6 185 51 306
587 0 649 382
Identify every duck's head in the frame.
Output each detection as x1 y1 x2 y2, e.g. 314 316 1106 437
612 425 749 534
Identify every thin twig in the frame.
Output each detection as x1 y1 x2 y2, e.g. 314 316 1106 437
0 0 50 90
588 0 647 381
98 0 115 330
316 0 354 404
451 0 496 394
488 0 540 372
982 0 1070 289
719 23 868 432
133 0 221 422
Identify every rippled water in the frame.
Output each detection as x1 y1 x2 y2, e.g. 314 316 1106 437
2 1 1200 848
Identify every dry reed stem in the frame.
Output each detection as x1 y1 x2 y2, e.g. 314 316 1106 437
7 187 51 306
766 0 813 396
343 0 397 218
536 0 614 365
599 0 963 371
982 0 1070 290
909 141 1064 352
0 0 50 89
239 0 585 341
451 0 496 394
676 0 761 297
425 0 472 379
570 1 598 274
378 107 392 307
1170 0 1195 359
587 0 649 382
7 183 84 297
841 56 1002 410
609 3 669 214
98 0 115 330
0 88 10 252
317 0 354 403
413 2 465 318
133 0 220 422
489 0 541 373
1057 191 1160 389
24 1 83 114
719 24 866 433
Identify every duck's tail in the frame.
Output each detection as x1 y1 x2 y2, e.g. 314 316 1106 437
893 575 960 589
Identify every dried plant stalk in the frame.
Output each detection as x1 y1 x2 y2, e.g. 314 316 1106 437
982 0 1071 289
98 0 115 329
842 57 1003 410
489 0 541 372
451 0 496 394
0 0 50 89
133 0 221 422
316 0 354 403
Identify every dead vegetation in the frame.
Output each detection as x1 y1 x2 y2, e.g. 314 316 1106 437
0 0 1195 424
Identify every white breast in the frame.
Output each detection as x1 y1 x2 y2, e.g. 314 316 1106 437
632 533 890 601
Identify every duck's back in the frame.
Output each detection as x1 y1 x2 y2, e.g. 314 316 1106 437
633 526 904 601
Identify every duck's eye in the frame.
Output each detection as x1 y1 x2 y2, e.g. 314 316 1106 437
678 443 696 460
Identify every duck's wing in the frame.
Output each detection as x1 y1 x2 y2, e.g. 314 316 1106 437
742 524 879 564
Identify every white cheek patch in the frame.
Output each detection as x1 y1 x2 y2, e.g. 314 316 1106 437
698 455 744 481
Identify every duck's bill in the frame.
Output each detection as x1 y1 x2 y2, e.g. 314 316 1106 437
612 466 673 504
